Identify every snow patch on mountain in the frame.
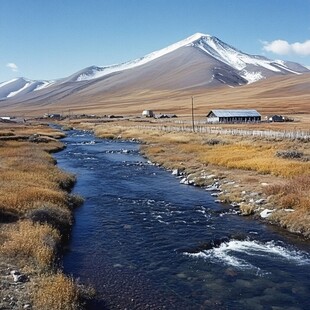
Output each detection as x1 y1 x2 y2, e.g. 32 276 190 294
240 71 265 84
0 77 54 100
0 78 19 88
273 60 302 75
34 80 55 91
7 82 33 98
76 65 123 81
194 36 281 74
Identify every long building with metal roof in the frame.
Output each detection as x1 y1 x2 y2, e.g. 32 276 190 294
206 109 261 123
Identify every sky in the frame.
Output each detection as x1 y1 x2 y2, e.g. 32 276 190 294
1 0 310 82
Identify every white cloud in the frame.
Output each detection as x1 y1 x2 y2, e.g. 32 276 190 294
262 39 310 56
291 41 310 55
6 62 19 72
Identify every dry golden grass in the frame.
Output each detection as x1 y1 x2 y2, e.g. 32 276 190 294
0 141 75 215
266 175 310 237
0 186 68 215
32 273 80 310
0 123 84 309
0 220 60 271
239 203 256 215
0 123 66 138
201 142 309 177
92 122 310 178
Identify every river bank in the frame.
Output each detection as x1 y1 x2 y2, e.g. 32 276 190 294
56 126 310 309
0 122 89 310
75 120 310 239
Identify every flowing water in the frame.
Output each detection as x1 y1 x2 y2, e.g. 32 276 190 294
55 130 310 310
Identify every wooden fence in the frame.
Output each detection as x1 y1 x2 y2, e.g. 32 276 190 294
134 124 310 141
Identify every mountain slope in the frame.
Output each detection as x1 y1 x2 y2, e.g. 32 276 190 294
0 78 54 100
0 33 308 107
63 33 309 84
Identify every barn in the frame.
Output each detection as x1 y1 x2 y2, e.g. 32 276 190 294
207 109 261 123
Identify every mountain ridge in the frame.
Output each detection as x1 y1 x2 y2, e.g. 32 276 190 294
0 33 309 103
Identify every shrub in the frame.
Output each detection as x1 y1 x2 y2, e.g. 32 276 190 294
239 203 255 215
0 131 14 137
276 150 303 159
68 194 84 209
0 208 19 223
204 138 222 145
26 203 72 238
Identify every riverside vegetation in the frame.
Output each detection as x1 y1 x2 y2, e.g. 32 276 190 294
0 122 90 310
76 120 310 239
1 118 308 308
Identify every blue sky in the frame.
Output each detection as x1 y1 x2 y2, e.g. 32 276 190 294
1 0 310 82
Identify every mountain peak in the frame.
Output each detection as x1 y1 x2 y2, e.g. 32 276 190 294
181 32 210 43
67 33 214 82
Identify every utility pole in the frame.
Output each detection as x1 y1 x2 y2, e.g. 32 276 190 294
191 96 195 132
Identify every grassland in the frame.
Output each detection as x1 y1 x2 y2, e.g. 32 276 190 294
75 119 310 238
0 123 88 310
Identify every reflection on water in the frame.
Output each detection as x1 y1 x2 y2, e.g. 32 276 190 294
55 130 310 310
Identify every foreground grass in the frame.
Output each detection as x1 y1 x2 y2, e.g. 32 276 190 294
79 121 310 238
0 123 86 309
33 273 82 310
264 175 310 238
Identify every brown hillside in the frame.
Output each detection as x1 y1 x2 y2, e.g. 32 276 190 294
1 73 309 129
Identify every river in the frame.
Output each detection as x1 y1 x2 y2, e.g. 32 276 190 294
54 129 310 310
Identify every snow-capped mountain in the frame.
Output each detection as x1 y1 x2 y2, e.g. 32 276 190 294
0 77 54 100
0 33 308 102
65 33 308 84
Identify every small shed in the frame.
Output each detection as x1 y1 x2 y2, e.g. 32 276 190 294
44 113 61 119
207 109 261 123
142 110 154 118
268 115 284 122
0 116 14 123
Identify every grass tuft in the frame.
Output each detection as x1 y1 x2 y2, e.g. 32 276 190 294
0 220 60 271
264 175 310 236
32 273 81 310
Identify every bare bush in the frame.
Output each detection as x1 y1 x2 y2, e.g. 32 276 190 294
276 150 303 159
204 138 222 145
